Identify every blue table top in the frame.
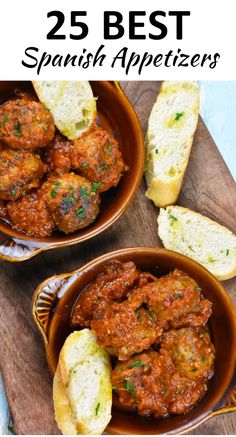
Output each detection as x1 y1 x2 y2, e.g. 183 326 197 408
0 81 235 435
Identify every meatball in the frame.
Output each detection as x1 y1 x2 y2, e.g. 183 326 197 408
0 149 47 201
71 260 140 328
160 327 215 381
44 132 72 174
130 269 212 329
112 328 215 417
112 351 170 417
7 189 55 237
91 298 165 361
0 98 55 149
71 124 126 192
44 173 100 234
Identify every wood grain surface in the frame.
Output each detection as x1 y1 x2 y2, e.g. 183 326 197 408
0 81 236 435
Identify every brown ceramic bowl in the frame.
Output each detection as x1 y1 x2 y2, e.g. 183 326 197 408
0 81 144 261
32 247 236 435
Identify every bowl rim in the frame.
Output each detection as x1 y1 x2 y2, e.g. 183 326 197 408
32 246 236 434
0 81 145 261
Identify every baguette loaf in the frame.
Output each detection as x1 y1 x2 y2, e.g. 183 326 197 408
53 329 112 435
32 81 96 140
158 206 236 280
145 81 199 207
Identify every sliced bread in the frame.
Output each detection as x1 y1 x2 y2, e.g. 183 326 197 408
158 206 236 280
54 329 112 435
145 81 199 207
32 81 96 140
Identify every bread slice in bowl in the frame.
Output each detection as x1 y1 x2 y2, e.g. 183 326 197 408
53 329 112 435
32 81 96 140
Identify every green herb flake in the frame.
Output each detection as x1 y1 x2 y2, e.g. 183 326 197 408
155 148 159 154
53 181 62 187
169 215 178 222
128 360 145 369
120 366 125 371
195 286 202 292
175 112 184 121
64 195 75 204
95 402 100 416
10 188 16 197
135 308 141 320
91 182 102 192
50 188 57 198
107 144 113 154
146 308 153 318
123 378 135 397
99 162 108 171
76 207 85 218
80 186 89 199
226 249 229 256
3 114 8 122
200 355 206 363
81 161 88 168
112 385 118 392
13 121 22 137
0 121 2 127
174 291 181 300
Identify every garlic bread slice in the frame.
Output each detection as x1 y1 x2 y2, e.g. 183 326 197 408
32 81 96 140
145 81 199 207
158 206 236 280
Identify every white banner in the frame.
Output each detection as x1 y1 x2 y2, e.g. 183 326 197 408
0 0 235 79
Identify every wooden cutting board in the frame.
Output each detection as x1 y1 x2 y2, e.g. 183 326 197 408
0 81 235 435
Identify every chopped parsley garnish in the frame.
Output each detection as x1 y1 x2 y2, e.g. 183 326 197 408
135 308 141 320
123 378 135 397
81 161 88 168
13 121 22 137
107 144 113 154
80 186 89 199
120 366 125 371
155 148 159 154
169 214 178 222
64 195 75 204
146 308 153 318
91 182 102 192
99 162 108 171
76 207 85 218
175 112 184 121
174 291 182 300
10 188 16 197
50 188 57 198
3 114 8 122
226 249 229 256
195 286 202 292
128 360 145 369
200 355 206 363
53 181 61 187
95 402 100 416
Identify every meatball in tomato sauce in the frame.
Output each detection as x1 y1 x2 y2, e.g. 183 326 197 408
44 132 72 174
0 149 47 201
7 189 55 238
0 98 55 149
44 173 100 234
71 124 126 192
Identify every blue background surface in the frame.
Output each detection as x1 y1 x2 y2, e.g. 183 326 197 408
0 81 235 435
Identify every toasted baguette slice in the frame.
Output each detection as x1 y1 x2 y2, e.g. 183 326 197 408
53 367 77 435
32 81 96 140
145 81 199 207
55 329 112 435
158 206 236 281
